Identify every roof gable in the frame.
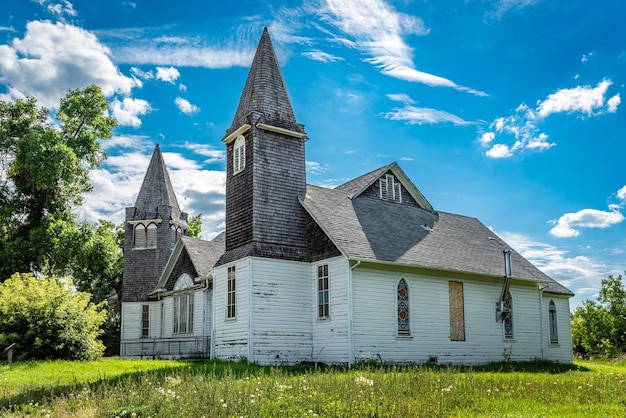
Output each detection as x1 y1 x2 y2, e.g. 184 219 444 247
336 162 434 213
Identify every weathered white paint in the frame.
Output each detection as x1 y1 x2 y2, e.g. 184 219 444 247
311 257 351 365
350 267 572 364
542 295 573 363
213 259 250 361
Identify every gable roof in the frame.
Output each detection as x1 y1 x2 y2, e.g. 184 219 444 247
301 166 573 296
336 162 435 213
155 235 225 291
134 144 185 223
225 27 304 137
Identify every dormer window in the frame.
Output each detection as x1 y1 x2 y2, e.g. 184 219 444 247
379 174 402 203
233 135 246 174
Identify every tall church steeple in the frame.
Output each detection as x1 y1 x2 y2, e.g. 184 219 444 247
121 145 188 302
219 28 309 264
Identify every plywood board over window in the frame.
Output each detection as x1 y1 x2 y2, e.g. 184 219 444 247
449 281 465 341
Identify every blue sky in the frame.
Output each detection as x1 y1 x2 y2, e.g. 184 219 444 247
1 0 625 308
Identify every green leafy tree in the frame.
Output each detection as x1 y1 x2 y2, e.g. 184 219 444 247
0 273 107 360
572 274 626 358
0 85 116 280
187 213 203 238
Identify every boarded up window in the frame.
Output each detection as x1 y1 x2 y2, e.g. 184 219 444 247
317 264 329 318
397 279 410 335
504 291 513 339
141 305 149 338
227 266 236 319
549 299 558 344
449 281 465 341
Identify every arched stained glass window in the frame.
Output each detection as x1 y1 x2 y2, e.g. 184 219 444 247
504 291 513 339
549 299 558 344
397 279 410 335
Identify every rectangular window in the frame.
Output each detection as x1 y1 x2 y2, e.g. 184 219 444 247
379 174 402 203
317 264 329 318
227 266 236 319
449 281 465 341
173 294 194 334
141 304 149 338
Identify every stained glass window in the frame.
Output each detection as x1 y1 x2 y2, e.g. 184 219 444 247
549 299 558 344
504 291 513 339
397 279 410 335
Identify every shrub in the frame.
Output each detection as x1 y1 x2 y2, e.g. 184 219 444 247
0 273 106 360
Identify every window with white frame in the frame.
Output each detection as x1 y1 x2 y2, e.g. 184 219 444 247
173 293 194 334
233 135 246 174
317 264 329 318
227 266 236 319
549 299 558 344
379 174 402 203
141 305 149 338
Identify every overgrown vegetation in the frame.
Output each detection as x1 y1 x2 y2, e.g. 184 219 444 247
572 274 626 358
1 358 625 417
0 273 107 360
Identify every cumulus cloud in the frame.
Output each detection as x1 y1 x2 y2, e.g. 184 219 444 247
537 80 619 117
174 97 200 115
110 97 152 127
480 80 618 159
318 0 485 96
0 20 139 109
155 66 180 83
549 209 624 238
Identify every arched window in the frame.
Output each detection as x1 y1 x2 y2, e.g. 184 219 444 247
146 223 158 248
134 224 147 248
233 135 246 174
504 291 513 339
173 274 194 335
397 278 410 335
549 299 558 344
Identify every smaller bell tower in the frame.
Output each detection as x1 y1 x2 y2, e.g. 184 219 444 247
121 145 188 302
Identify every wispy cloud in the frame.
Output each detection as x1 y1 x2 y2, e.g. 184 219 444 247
318 0 486 96
480 80 620 159
549 185 626 238
383 93 471 125
302 49 344 63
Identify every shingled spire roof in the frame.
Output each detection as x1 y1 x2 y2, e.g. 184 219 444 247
134 144 183 221
226 27 304 136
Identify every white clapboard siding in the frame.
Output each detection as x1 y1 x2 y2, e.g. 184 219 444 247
121 303 142 340
249 257 313 365
312 257 351 365
162 297 174 337
213 259 250 361
351 268 551 364
543 295 573 363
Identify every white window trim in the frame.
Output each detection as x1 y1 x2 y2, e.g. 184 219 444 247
379 174 402 203
233 135 246 175
317 263 330 319
227 266 236 319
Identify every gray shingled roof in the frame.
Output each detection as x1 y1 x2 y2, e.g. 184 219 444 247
225 27 304 136
179 235 224 278
134 144 185 223
301 183 573 296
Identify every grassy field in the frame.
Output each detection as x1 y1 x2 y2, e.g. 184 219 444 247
1 357 625 417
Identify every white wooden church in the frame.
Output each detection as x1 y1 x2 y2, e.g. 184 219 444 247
120 29 574 365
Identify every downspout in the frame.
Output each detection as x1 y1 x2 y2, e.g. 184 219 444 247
538 285 545 360
248 258 253 363
202 274 210 356
210 268 216 360
348 260 361 365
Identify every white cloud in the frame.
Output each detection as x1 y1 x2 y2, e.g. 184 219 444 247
319 0 486 96
306 161 326 175
155 66 180 83
130 67 154 80
38 0 76 20
485 143 512 159
174 97 200 115
617 185 626 202
383 105 470 126
479 132 495 146
549 209 624 238
0 21 139 109
387 93 415 105
607 94 621 113
536 79 616 117
110 97 152 127
302 49 344 63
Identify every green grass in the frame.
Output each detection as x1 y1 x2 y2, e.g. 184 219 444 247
1 358 625 417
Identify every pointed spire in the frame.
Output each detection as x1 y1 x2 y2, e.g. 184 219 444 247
135 145 184 222
226 27 303 136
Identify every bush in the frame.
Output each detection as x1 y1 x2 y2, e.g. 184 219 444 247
0 273 106 360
